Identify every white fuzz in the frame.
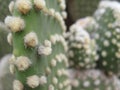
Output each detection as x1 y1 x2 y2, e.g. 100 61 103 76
48 84 54 90
9 64 15 74
52 77 58 85
27 75 40 88
44 40 51 47
72 79 79 87
61 11 67 19
24 32 38 47
50 35 57 44
7 33 12 45
101 51 107 57
15 56 31 71
83 81 90 87
60 2 66 10
46 67 51 74
38 46 52 56
55 12 63 22
13 80 24 90
16 0 32 14
34 0 46 10
94 79 101 86
59 83 63 89
4 16 25 32
57 69 62 77
49 8 55 16
9 54 16 64
50 59 57 67
39 76 47 85
9 1 15 13
103 40 109 47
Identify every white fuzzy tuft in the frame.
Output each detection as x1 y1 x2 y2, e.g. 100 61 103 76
16 0 32 14
39 76 47 85
13 80 24 90
15 56 31 71
34 0 46 10
9 1 15 14
38 46 52 56
24 32 38 47
7 33 12 45
4 16 25 32
27 75 40 88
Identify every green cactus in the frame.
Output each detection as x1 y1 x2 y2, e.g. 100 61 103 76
69 69 120 90
66 22 98 69
90 1 120 76
0 0 12 21
0 22 12 59
67 0 100 22
4 0 70 90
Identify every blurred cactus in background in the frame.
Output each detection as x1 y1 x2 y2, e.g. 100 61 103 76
69 69 120 90
0 0 11 21
92 1 120 76
0 22 12 59
4 0 70 90
66 22 98 69
0 54 14 90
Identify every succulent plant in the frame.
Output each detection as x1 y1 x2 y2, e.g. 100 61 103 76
4 0 70 90
0 0 11 21
67 0 100 22
68 69 120 90
0 22 12 59
66 22 98 69
90 1 120 76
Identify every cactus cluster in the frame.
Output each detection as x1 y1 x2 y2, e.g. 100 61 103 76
66 22 98 69
4 0 70 90
69 69 120 90
92 1 120 76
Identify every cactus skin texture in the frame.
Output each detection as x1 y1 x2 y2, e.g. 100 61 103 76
66 22 98 69
68 69 120 90
0 22 12 59
67 0 100 22
91 1 120 76
4 0 70 90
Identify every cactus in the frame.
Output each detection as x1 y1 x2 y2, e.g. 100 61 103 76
68 69 120 90
4 0 70 90
0 22 12 59
0 0 12 21
0 54 14 90
67 0 100 22
89 1 120 76
66 22 98 69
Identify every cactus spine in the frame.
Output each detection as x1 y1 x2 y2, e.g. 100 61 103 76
5 0 70 90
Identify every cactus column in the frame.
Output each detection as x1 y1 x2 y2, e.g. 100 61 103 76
5 0 70 90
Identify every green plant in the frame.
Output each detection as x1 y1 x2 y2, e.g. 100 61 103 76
5 0 70 90
66 23 98 69
92 1 120 76
69 69 120 90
